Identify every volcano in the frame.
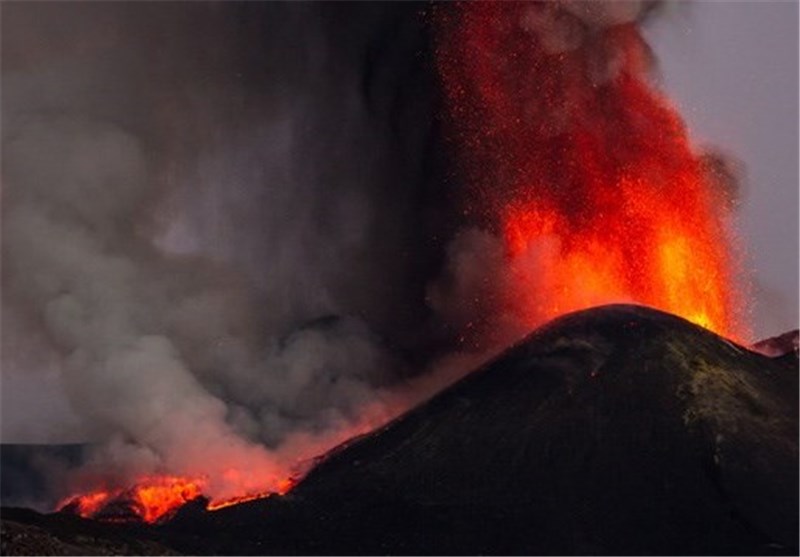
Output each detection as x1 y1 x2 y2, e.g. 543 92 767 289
2 304 797 555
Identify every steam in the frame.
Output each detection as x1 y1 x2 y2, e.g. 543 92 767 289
2 3 441 503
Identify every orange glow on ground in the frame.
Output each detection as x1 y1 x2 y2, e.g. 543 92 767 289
58 476 204 523
63 491 111 518
205 476 296 512
129 477 204 523
58 474 296 523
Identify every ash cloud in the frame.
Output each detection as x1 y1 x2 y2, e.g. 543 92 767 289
2 2 451 504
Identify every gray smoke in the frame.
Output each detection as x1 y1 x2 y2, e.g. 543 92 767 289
1 2 444 502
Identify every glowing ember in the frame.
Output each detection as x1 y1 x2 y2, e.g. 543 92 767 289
58 475 296 524
435 3 746 339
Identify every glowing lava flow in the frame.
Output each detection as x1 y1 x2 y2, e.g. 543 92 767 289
435 2 746 339
58 476 205 523
205 478 296 512
58 475 294 523
57 394 390 523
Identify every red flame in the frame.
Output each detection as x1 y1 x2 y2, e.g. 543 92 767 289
435 3 746 339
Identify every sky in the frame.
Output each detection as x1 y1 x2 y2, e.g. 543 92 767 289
644 0 799 338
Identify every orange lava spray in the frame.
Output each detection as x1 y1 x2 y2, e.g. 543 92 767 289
434 2 746 339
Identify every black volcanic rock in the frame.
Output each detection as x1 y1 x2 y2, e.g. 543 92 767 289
0 508 179 555
160 304 798 555
3 305 797 555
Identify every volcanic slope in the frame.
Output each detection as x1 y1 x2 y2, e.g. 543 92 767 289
2 304 796 555
157 304 797 555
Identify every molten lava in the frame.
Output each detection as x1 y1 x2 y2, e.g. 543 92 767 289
59 476 204 523
435 3 746 339
204 477 296 512
58 474 293 524
57 405 390 524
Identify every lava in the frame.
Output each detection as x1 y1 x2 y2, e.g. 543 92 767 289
58 474 294 524
59 476 204 523
205 477 296 512
56 402 390 524
435 2 746 339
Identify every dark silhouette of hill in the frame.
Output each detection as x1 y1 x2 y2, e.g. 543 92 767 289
2 304 797 555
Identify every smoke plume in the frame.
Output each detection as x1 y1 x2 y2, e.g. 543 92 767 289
2 2 448 504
